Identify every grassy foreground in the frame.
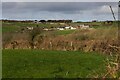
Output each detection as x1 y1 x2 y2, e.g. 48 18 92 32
2 49 107 78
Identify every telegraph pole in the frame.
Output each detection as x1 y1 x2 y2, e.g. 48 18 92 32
109 6 116 21
118 2 120 44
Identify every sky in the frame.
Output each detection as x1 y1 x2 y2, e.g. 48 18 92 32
1 0 119 2
2 2 118 22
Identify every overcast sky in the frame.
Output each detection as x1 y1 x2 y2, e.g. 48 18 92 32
2 2 118 22
1 0 119 2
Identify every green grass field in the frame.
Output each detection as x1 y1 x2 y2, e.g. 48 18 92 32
2 23 20 32
2 49 107 78
2 21 117 78
2 22 60 33
2 21 118 37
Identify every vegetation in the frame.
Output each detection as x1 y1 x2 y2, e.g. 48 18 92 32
55 30 75 35
2 23 20 32
2 20 120 78
3 49 107 78
2 21 118 32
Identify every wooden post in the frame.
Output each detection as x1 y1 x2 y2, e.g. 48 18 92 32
70 41 73 47
50 41 52 49
109 6 116 21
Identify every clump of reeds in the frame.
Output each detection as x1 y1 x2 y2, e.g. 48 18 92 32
104 53 119 78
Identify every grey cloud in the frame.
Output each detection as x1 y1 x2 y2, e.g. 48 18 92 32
2 2 117 14
2 0 119 2
2 2 118 21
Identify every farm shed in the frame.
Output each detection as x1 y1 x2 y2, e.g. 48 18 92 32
57 27 65 30
27 27 33 30
80 24 90 29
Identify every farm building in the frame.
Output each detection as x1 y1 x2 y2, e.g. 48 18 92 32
43 28 49 31
65 26 76 30
26 27 33 30
70 27 76 30
57 26 76 30
57 27 65 30
79 24 90 29
65 26 71 29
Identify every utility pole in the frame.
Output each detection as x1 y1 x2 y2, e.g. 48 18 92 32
109 6 116 21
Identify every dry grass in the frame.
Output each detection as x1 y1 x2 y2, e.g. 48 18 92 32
2 27 119 54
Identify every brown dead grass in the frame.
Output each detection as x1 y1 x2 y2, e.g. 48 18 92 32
3 27 119 54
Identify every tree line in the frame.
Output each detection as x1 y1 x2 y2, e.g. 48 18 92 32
2 19 72 23
40 20 72 23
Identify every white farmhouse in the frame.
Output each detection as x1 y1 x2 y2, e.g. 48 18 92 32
80 24 90 29
70 26 76 30
65 26 70 29
65 26 76 30
43 28 49 31
57 27 65 30
27 27 33 30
